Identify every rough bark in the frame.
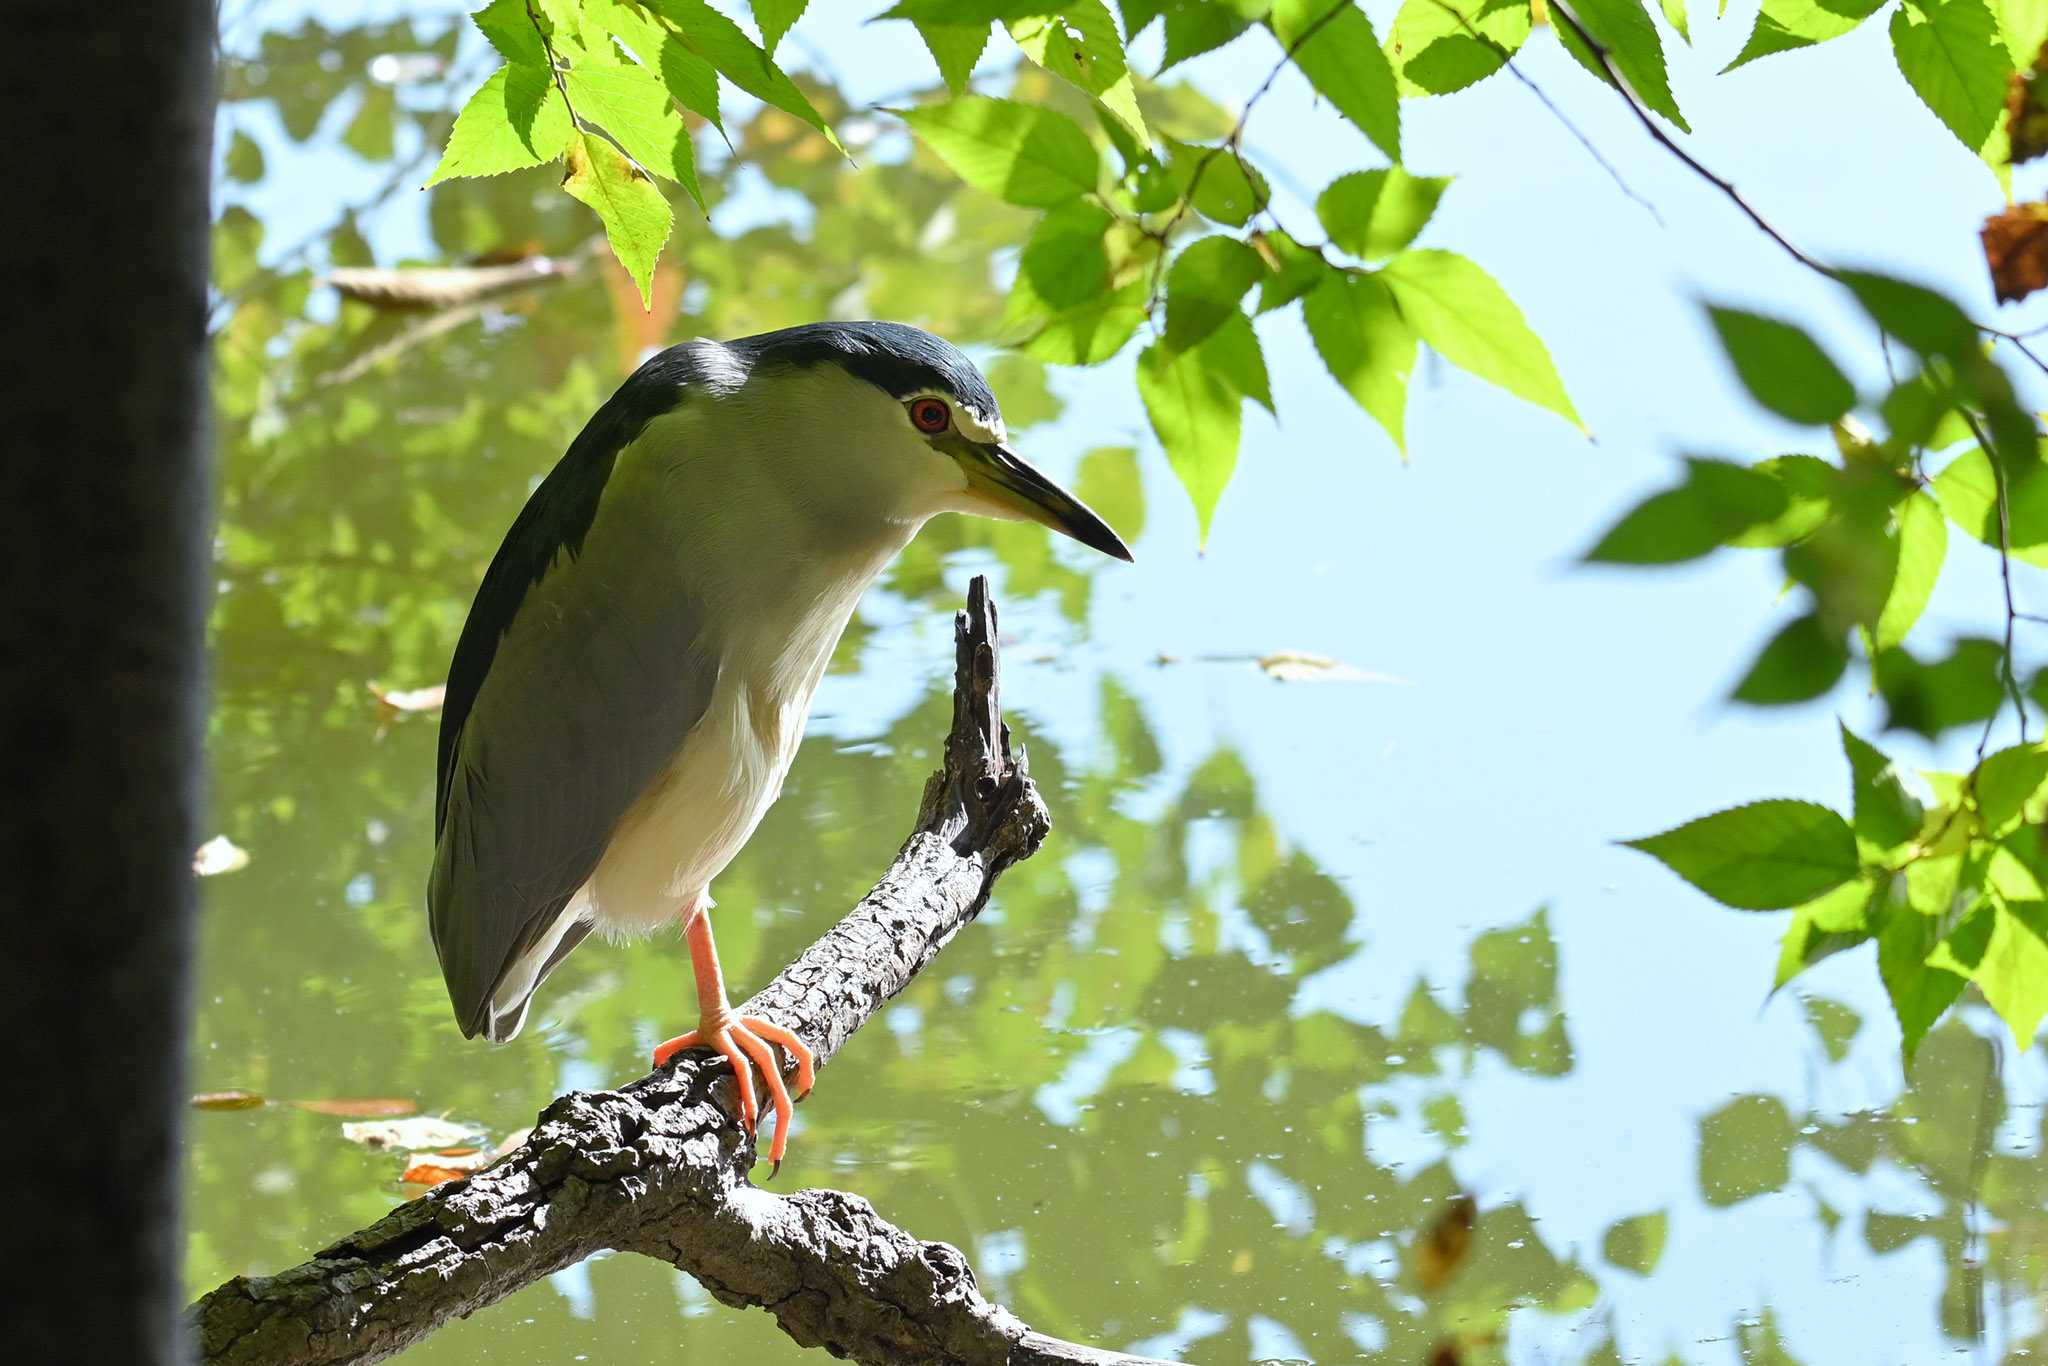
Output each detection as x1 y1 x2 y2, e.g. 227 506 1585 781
0 7 215 1366
190 580 1179 1366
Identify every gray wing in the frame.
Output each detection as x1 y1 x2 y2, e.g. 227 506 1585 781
429 359 718 1039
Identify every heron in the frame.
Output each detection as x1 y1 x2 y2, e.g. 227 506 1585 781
429 321 1131 1169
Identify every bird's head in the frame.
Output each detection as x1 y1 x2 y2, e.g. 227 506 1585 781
718 321 1133 562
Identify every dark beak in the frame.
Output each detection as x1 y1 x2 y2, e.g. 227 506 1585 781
962 443 1134 562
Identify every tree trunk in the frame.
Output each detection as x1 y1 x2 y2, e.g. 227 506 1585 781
0 6 215 1364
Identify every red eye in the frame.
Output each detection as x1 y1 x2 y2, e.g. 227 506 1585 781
909 398 950 433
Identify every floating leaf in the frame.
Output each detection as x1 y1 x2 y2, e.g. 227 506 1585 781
1415 1193 1477 1291
341 1116 484 1151
291 1097 420 1118
193 835 251 877
1257 650 1404 682
1625 800 1860 910
368 681 448 713
191 1090 266 1111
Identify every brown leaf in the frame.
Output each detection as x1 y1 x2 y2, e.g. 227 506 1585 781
190 1089 266 1111
2009 41 2048 165
1415 1193 1478 1292
1982 202 2048 303
289 1097 419 1118
1256 650 1404 684
367 681 445 713
399 1160 474 1188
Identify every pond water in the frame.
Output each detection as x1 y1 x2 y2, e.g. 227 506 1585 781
191 4 2048 1362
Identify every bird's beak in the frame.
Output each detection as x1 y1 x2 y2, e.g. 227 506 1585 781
958 442 1134 562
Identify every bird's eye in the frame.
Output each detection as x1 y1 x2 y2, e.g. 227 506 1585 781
908 397 951 434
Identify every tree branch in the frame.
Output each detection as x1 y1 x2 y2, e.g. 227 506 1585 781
189 577 1178 1366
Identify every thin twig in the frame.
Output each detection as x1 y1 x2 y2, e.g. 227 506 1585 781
1952 403 2029 755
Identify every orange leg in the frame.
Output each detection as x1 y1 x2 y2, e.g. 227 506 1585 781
651 904 816 1173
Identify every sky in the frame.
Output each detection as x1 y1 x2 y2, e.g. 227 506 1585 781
218 2 2048 1359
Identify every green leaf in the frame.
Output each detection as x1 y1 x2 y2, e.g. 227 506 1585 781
1202 310 1276 414
1303 270 1415 452
1625 800 1860 910
917 20 992 92
1663 0 1691 42
1162 0 1260 68
1601 1212 1668 1275
1386 0 1532 95
1998 0 2048 61
563 63 705 210
1890 0 2013 152
1011 3 1150 143
1839 271 1977 359
1584 457 1789 564
1013 280 1148 365
1706 307 1856 425
590 0 724 127
562 129 673 307
646 0 843 151
1253 230 1325 311
1881 369 1975 454
1880 901 1969 1059
1725 454 1837 548
225 129 266 184
1723 0 1883 70
1931 897 2048 1042
1930 444 2048 568
1139 336 1244 544
1380 249 1582 430
1842 724 1925 860
896 97 1099 206
1019 201 1113 308
1874 490 1946 650
1775 877 1880 988
1166 236 1267 351
1974 743 2048 835
1271 0 1402 161
753 0 806 52
1732 614 1848 704
1316 168 1451 260
1697 1095 1795 1206
428 65 574 186
1572 0 1691 129
1167 139 1271 227
1875 638 2008 738
474 0 550 65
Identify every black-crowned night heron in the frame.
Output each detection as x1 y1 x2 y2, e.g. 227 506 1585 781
430 321 1131 1167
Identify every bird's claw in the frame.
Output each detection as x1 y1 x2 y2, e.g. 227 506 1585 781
651 1015 816 1169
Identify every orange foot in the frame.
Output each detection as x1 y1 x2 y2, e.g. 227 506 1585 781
653 1015 816 1172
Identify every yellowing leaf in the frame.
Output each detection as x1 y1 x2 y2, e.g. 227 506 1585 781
1257 651 1404 682
190 1090 266 1111
562 131 673 308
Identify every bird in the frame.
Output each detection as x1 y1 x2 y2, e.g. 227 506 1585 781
428 320 1132 1169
